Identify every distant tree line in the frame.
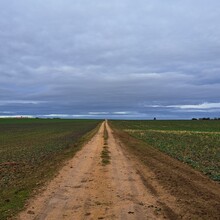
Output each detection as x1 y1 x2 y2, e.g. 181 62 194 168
192 117 220 120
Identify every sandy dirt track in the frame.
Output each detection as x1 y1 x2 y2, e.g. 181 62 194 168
17 121 220 220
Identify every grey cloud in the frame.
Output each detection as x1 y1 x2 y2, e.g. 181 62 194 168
0 0 220 118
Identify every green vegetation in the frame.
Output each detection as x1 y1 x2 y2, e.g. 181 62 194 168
101 146 111 165
110 120 220 181
0 118 101 220
113 120 220 132
101 123 110 165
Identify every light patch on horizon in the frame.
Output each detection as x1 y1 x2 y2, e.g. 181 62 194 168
0 100 46 105
0 115 34 118
89 112 109 115
146 102 220 110
168 102 220 110
144 102 220 117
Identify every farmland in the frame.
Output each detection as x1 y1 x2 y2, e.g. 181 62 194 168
110 120 220 181
1 119 220 219
0 118 101 219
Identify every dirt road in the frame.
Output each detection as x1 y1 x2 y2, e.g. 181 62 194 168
17 121 220 220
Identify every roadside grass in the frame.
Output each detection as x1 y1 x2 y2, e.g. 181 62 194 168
101 123 110 165
110 120 220 181
0 119 101 220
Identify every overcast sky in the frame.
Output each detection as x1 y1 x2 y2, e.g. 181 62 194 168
1 0 220 119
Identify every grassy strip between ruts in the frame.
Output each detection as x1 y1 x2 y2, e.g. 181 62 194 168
101 122 110 165
110 120 220 181
0 119 102 220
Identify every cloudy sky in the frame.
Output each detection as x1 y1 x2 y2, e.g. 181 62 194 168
1 0 220 119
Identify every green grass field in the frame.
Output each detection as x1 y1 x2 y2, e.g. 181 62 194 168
110 120 220 181
0 118 101 219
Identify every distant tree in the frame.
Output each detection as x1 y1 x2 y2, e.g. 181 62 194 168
192 118 197 120
200 117 210 120
154 117 157 120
